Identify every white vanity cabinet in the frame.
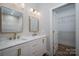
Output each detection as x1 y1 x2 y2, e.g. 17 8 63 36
0 36 47 56
29 37 47 56
21 37 47 56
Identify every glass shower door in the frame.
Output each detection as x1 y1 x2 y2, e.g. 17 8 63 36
53 3 75 55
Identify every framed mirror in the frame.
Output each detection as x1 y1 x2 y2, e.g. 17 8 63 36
0 6 23 33
29 16 39 32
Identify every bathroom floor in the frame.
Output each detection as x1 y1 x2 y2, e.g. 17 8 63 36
54 44 75 56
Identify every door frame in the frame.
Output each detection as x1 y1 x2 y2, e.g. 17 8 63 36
49 3 72 55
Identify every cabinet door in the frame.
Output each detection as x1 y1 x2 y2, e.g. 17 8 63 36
0 51 2 56
19 43 32 56
2 43 32 56
41 38 47 55
2 46 18 56
29 39 43 56
36 38 47 56
42 38 47 50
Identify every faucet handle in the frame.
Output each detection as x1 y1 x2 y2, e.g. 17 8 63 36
17 36 20 39
9 37 12 40
13 33 17 40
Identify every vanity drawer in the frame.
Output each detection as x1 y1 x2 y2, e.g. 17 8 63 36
29 39 43 56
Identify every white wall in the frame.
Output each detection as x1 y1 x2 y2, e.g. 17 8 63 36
0 3 58 56
37 3 62 55
20 3 41 36
0 3 62 55
0 3 41 41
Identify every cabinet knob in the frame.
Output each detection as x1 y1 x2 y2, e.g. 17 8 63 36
43 39 44 44
17 48 21 56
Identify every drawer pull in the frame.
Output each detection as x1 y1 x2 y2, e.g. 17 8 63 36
17 48 21 56
43 39 44 44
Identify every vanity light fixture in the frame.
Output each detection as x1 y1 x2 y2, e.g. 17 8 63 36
30 8 40 16
30 8 34 12
34 10 37 14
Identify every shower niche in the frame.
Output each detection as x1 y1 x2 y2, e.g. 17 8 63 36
0 6 23 33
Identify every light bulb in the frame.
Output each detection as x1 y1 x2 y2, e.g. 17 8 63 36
30 8 33 12
34 10 37 14
37 12 40 16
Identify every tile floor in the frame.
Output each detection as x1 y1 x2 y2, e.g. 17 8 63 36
54 44 75 56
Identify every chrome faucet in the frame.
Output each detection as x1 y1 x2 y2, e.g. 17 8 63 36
13 33 17 40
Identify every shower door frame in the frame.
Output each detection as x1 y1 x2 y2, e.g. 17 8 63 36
49 3 77 55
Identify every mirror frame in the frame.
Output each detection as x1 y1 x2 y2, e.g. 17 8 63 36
29 16 39 32
0 6 23 33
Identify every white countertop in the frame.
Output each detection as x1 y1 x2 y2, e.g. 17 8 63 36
0 35 46 51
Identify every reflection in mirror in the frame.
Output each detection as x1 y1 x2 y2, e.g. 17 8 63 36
29 16 39 32
0 6 23 33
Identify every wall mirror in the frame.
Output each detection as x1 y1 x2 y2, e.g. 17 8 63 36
29 16 39 32
0 6 23 33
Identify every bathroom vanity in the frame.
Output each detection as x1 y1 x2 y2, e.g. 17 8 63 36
0 6 47 56
0 35 47 56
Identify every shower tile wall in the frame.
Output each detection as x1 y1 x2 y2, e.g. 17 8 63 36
55 4 75 47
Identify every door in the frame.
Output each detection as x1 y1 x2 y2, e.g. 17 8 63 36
41 37 47 55
52 3 76 55
29 39 43 56
20 42 32 56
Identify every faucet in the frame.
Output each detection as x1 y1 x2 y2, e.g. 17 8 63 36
32 32 37 36
13 33 17 40
9 33 20 40
9 33 17 40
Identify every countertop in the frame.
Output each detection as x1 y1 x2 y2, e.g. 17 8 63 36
0 35 46 51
